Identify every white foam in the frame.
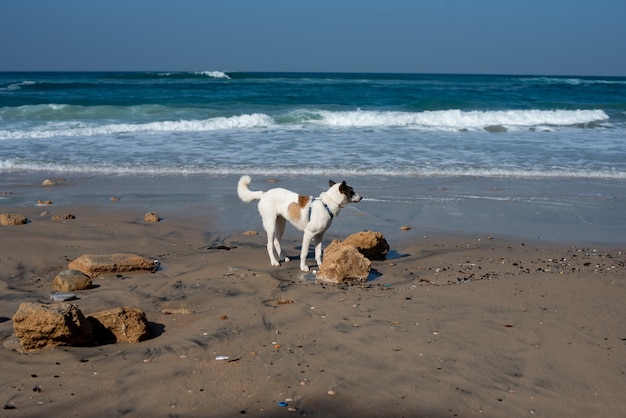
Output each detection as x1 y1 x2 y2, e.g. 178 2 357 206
311 109 609 131
0 113 274 140
1 158 624 180
196 71 231 79
0 108 611 140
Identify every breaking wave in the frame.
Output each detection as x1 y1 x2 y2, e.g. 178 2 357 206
0 108 610 140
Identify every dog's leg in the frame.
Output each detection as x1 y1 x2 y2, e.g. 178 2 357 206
299 230 314 271
262 217 281 267
274 216 290 263
313 233 325 267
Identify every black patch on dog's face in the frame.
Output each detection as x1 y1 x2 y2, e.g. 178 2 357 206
339 181 362 202
330 180 362 202
339 181 353 197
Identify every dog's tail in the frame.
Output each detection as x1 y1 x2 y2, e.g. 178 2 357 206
237 175 264 203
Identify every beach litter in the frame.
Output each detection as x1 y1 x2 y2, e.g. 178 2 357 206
50 292 77 301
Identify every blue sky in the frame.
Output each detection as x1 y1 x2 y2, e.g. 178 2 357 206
2 0 625 76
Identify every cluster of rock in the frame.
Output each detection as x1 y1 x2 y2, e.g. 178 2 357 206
11 253 157 352
317 231 389 284
13 303 150 351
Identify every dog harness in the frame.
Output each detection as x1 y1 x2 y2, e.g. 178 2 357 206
308 197 334 221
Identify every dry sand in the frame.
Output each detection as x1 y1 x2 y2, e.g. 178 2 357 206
1 181 625 417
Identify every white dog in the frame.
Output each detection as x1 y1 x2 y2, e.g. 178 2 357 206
237 175 362 271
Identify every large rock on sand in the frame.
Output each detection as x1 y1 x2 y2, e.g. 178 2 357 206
0 213 28 226
52 270 92 292
88 307 150 344
68 253 157 278
317 240 371 283
342 231 389 260
13 302 94 351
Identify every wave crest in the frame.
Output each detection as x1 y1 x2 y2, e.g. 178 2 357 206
0 108 611 140
291 108 609 131
1 158 624 180
196 71 231 79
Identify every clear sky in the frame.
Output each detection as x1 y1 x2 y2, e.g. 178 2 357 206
2 0 625 76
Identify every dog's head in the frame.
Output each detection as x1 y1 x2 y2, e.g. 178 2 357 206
329 180 362 206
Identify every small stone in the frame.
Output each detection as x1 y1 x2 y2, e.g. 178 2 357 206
52 213 76 221
36 200 53 206
160 308 193 315
52 270 92 292
242 230 258 235
400 225 411 231
41 179 56 186
143 212 160 223
110 197 120 202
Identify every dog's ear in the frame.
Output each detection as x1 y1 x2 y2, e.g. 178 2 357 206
329 180 336 187
339 181 347 192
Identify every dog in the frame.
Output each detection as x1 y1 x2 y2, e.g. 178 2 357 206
237 175 362 271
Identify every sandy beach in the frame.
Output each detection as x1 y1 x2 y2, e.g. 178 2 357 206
1 174 625 417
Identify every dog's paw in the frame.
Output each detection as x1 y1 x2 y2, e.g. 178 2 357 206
300 265 309 272
282 256 291 262
271 260 280 267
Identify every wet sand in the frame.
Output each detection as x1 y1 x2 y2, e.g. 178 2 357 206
1 174 625 417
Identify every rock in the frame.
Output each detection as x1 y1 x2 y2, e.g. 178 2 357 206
0 213 28 226
52 270 92 292
41 179 56 186
317 240 371 283
88 307 150 344
68 253 157 278
342 231 389 260
52 213 76 221
143 212 160 223
12 302 94 351
36 199 53 205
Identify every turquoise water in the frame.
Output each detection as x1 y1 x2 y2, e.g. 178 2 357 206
1 72 625 178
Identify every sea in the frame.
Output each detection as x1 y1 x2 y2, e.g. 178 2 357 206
1 71 625 243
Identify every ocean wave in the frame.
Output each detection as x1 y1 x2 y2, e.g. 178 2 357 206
525 76 626 86
0 108 611 140
0 113 275 140
154 71 231 79
2 159 624 180
195 71 231 79
0 103 216 123
307 109 609 130
0 80 37 91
